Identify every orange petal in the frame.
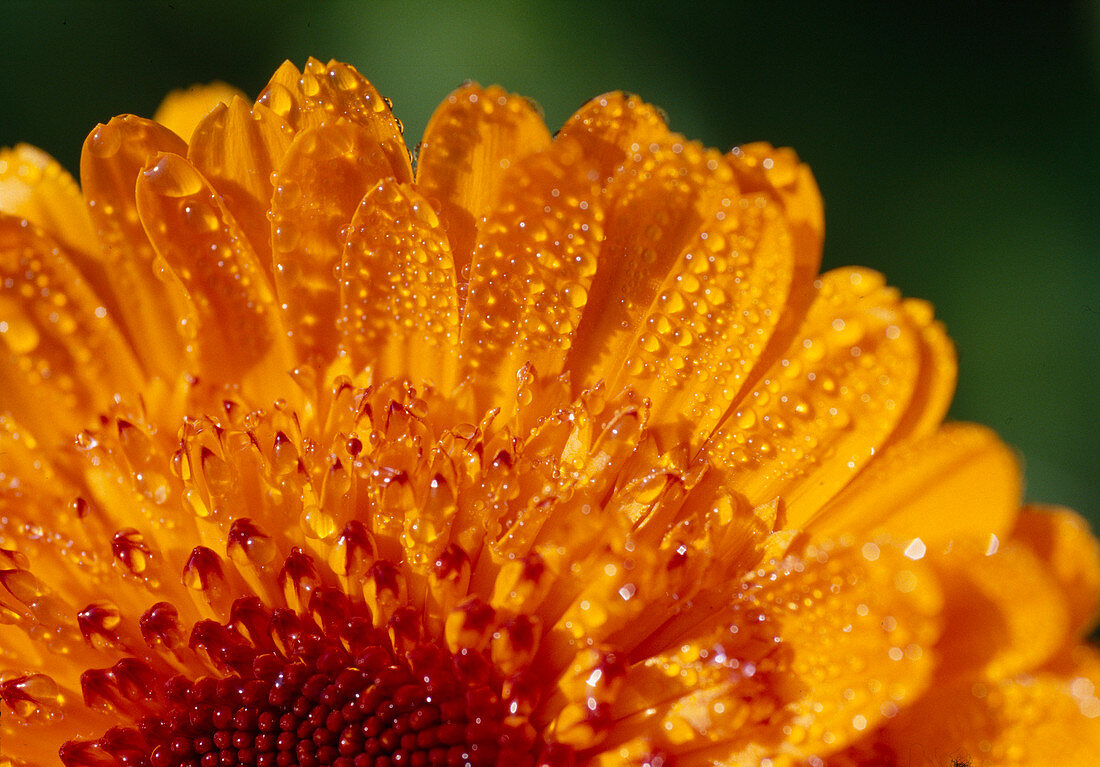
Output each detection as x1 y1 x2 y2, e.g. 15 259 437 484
576 145 799 449
135 152 291 388
304 59 411 180
80 115 196 377
152 81 246 142
806 423 1021 547
887 299 957 445
879 659 1100 767
755 540 942 759
459 136 602 410
0 144 128 339
0 420 106 604
0 673 119 766
257 58 411 182
935 537 1070 681
0 144 98 257
721 143 824 392
337 179 460 387
600 540 942 762
255 60 323 132
727 144 823 281
0 215 142 441
416 83 553 279
188 97 294 273
563 139 733 390
1013 505 1100 639
270 121 400 364
557 91 671 185
706 268 935 528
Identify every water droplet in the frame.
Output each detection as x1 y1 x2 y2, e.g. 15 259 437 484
181 199 220 232
563 283 588 308
86 122 122 158
142 156 204 198
0 301 40 354
227 518 276 566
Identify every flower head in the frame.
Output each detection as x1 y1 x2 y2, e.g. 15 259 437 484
0 58 1097 767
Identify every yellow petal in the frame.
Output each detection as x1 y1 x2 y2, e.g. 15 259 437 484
707 268 940 528
0 215 142 440
270 120 400 364
338 179 460 387
188 96 294 274
807 423 1020 547
134 152 290 388
80 115 196 377
0 144 98 257
460 136 602 411
934 538 1069 681
1013 505 1100 639
416 82 553 279
879 658 1100 767
152 81 246 142
257 58 411 182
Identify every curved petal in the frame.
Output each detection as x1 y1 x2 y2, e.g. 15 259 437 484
706 268 938 529
722 143 824 396
416 82 553 279
459 136 602 412
588 539 942 763
565 139 800 451
80 115 196 377
806 423 1021 547
0 144 98 258
0 144 128 347
1013 505 1100 639
188 97 294 274
563 138 731 390
135 153 291 390
254 60 321 131
890 300 956 443
878 657 1100 767
0 215 142 441
557 91 671 185
257 58 411 182
934 538 1070 681
756 540 942 761
338 179 461 387
270 120 399 364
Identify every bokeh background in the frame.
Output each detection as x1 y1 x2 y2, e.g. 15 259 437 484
3 1 1097 528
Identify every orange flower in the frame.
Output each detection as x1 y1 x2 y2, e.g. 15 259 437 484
0 58 1096 767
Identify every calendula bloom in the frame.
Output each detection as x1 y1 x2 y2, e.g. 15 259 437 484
0 59 1097 767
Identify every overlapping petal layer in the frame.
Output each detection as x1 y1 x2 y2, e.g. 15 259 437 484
0 59 1096 767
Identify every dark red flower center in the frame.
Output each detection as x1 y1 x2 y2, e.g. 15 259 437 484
62 592 538 767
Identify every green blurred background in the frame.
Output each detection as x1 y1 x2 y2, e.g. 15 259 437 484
3 1 1097 528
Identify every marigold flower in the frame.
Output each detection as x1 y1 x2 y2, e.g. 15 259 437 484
0 58 1096 767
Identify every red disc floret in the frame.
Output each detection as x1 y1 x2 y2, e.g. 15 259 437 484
62 596 537 767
